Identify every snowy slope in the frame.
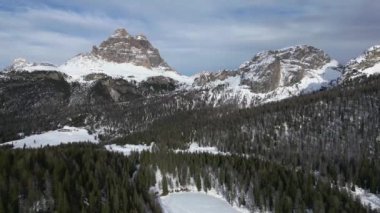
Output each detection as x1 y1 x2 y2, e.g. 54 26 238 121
3 55 193 85
343 45 380 80
59 54 194 84
0 126 98 148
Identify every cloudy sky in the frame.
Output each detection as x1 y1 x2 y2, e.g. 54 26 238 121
0 0 379 75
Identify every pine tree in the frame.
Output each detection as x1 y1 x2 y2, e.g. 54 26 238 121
162 176 169 195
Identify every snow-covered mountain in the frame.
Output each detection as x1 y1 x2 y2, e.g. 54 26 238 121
58 53 192 84
58 28 196 84
342 45 380 81
193 45 342 106
4 28 192 85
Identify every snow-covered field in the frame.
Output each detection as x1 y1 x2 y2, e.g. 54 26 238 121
161 192 241 213
0 126 98 148
104 143 154 156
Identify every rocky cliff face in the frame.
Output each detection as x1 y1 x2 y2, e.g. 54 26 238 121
91 28 172 71
239 45 334 93
193 45 341 106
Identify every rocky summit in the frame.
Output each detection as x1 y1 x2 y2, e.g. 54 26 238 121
91 28 173 71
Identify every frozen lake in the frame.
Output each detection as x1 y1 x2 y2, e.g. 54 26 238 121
161 192 240 213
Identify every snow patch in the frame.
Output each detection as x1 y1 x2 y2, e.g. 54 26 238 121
104 143 154 156
0 126 98 149
347 186 380 210
360 63 380 77
174 143 229 155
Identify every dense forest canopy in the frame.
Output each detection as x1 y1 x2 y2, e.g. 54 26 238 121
1 74 380 212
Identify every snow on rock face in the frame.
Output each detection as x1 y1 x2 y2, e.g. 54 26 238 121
343 45 380 80
0 126 98 149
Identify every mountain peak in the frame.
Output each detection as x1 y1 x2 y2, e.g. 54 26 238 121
6 58 30 71
135 34 147 40
252 45 328 62
89 28 173 71
110 28 131 38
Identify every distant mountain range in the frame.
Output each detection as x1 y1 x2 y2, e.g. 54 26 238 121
1 28 380 141
3 28 380 106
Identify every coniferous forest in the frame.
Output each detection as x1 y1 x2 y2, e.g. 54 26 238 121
1 75 380 212
0 145 161 213
0 144 376 213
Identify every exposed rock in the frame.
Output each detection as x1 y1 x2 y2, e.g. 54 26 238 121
144 76 178 85
91 28 173 71
83 73 109 81
4 71 66 81
90 78 142 103
239 45 333 93
140 76 178 92
193 70 239 87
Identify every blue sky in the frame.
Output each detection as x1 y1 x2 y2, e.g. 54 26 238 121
0 0 380 75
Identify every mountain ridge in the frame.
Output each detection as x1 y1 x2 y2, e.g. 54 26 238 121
2 28 380 108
